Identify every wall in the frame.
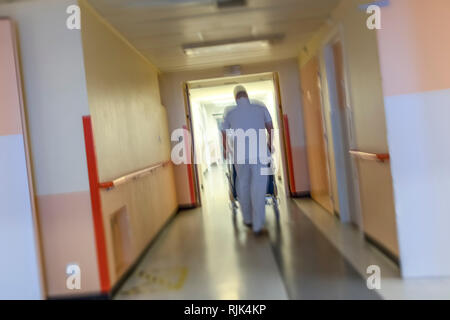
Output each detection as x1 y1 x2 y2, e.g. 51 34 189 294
80 0 178 286
0 18 43 299
377 0 450 277
160 58 310 205
0 0 100 297
299 0 399 257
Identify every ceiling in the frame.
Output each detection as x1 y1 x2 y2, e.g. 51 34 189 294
88 0 341 73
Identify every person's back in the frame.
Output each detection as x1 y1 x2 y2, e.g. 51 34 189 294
223 98 271 164
221 86 273 235
224 99 268 132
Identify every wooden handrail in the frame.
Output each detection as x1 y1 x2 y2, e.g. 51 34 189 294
99 161 170 190
349 150 390 162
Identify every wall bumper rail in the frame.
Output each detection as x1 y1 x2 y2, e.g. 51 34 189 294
99 161 171 190
349 150 390 162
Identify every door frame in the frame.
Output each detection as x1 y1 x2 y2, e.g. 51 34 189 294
319 24 363 228
300 55 335 213
182 72 294 205
316 68 338 215
272 72 297 196
182 82 202 207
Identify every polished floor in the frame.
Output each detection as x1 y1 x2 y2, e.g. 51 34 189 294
115 165 380 300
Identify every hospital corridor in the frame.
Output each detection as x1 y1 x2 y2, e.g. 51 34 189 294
1 0 450 304
114 164 383 300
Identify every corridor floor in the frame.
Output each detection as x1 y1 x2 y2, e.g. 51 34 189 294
114 165 380 300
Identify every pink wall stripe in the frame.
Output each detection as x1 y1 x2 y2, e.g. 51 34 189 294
0 20 22 136
377 0 450 96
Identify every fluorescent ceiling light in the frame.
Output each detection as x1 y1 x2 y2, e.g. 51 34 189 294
184 40 270 56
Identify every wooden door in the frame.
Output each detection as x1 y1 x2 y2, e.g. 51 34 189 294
300 56 333 213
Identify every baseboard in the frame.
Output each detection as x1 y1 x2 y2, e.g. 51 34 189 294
48 292 109 300
364 233 400 266
178 203 198 210
290 191 311 198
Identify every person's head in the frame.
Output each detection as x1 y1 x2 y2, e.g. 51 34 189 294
234 85 248 102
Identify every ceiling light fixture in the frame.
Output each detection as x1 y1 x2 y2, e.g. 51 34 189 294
184 40 268 56
183 35 283 57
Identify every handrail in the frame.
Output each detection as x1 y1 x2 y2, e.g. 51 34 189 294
349 150 390 162
99 160 171 190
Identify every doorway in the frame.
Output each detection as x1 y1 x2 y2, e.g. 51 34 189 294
182 72 290 206
320 31 362 227
300 56 335 214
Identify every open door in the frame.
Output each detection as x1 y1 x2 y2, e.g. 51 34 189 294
300 56 334 213
322 37 362 225
273 72 297 197
182 83 201 207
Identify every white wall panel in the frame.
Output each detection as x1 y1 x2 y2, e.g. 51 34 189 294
385 89 450 277
0 136 42 299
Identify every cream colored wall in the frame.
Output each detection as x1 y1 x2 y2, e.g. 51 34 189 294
80 1 178 285
299 0 399 256
160 58 310 205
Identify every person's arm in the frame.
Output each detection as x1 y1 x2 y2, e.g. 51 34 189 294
222 129 228 159
221 111 231 159
265 121 274 153
263 107 274 153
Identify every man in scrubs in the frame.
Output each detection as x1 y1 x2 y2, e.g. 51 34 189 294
222 85 274 235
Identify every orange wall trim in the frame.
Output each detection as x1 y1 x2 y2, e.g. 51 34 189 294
82 115 110 293
283 115 296 195
182 125 196 206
